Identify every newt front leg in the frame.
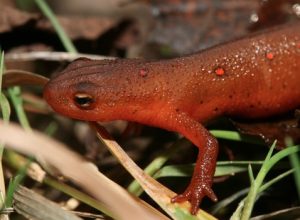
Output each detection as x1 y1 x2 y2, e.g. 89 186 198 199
165 111 218 214
171 141 218 214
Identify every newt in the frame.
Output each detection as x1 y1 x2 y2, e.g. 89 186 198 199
43 22 300 214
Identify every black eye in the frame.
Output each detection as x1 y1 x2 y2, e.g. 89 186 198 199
74 93 94 109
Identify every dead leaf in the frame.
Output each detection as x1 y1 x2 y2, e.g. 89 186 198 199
14 186 82 220
36 16 117 40
0 6 38 32
3 69 48 88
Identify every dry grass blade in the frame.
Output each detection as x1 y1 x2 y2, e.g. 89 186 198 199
250 206 300 220
3 70 49 88
70 211 105 219
5 51 115 62
90 122 215 220
14 186 82 220
0 121 168 220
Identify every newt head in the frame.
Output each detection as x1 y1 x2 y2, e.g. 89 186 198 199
43 76 101 121
43 58 160 122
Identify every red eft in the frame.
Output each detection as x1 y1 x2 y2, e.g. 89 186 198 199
43 22 300 215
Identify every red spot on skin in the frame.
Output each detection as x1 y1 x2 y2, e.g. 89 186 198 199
266 52 274 60
214 67 225 76
139 69 147 77
297 43 300 49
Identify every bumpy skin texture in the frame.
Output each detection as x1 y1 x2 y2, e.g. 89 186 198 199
44 22 300 214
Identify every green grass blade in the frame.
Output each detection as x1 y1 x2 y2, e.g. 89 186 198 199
259 169 294 192
5 176 22 208
127 153 170 195
0 51 8 210
0 94 11 123
248 164 254 184
154 161 264 179
8 87 31 131
265 141 277 161
5 160 31 207
239 144 300 220
44 177 114 217
263 145 299 173
231 169 295 220
127 138 190 196
44 122 58 136
0 51 10 123
210 130 264 145
285 137 300 199
289 153 300 198
211 188 249 215
0 51 4 92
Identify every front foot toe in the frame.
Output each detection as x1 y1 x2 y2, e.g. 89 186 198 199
171 184 217 215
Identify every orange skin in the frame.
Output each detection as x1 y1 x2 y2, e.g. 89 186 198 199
44 22 300 214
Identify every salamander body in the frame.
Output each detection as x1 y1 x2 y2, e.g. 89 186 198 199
44 22 300 214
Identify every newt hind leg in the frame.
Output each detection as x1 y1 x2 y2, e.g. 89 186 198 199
166 112 219 214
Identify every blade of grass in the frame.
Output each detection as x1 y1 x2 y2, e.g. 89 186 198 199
0 52 10 122
285 137 300 199
8 87 31 131
210 130 264 145
153 161 265 179
5 159 31 207
44 177 113 215
0 94 10 124
127 152 172 196
128 138 190 196
248 164 254 184
211 188 249 215
154 164 235 179
259 168 295 192
0 50 10 213
44 122 58 136
240 142 277 220
234 143 300 220
0 51 4 92
141 159 266 177
0 51 10 218
33 0 77 54
230 169 295 220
